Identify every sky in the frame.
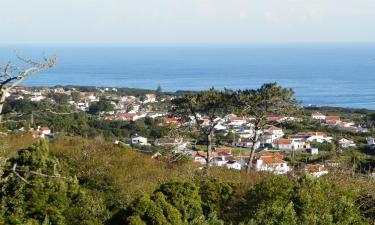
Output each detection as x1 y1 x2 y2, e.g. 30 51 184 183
0 0 374 44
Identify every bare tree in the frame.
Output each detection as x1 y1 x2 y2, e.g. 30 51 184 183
0 52 56 122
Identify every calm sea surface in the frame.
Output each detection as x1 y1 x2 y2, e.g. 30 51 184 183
1 44 375 109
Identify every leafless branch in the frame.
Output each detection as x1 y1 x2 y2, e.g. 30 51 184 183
3 163 69 185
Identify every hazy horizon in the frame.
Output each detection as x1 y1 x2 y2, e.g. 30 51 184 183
1 0 375 45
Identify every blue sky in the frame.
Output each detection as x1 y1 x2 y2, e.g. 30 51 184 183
0 0 374 44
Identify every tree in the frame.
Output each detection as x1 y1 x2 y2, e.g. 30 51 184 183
89 99 114 114
199 179 235 218
293 176 364 225
0 140 103 224
234 83 298 173
49 93 70 104
235 176 297 225
171 88 231 168
0 52 56 122
156 85 162 94
123 181 225 225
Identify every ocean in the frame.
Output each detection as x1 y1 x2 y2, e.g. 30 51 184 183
0 44 375 109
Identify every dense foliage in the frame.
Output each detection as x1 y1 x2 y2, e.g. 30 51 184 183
0 136 373 224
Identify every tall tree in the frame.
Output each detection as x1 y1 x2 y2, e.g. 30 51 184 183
235 83 298 173
0 52 56 122
171 88 231 168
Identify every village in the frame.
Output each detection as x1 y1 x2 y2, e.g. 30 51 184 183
3 85 375 179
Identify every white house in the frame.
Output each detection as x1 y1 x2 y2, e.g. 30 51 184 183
338 121 356 128
272 138 310 151
366 137 375 148
311 112 326 120
307 133 333 143
338 138 356 148
261 126 284 144
267 126 284 138
77 102 89 111
211 156 230 167
291 132 332 143
226 114 247 126
233 138 260 149
235 127 254 139
87 95 99 102
272 139 294 151
191 151 218 165
307 148 319 155
226 160 242 170
155 137 188 152
131 135 149 146
30 96 46 102
254 153 290 175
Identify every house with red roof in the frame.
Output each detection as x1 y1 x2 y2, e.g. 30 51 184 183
30 127 52 139
292 131 333 143
144 93 156 103
262 125 285 144
226 113 247 126
215 147 232 155
325 116 341 125
165 115 180 124
272 138 310 151
266 115 282 122
306 164 328 177
191 151 218 165
254 152 290 174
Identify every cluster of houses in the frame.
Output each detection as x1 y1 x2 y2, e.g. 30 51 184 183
9 86 165 119
190 147 329 177
311 112 367 132
7 87 375 177
115 108 374 176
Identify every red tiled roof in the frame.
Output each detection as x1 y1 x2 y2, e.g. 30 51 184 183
307 131 327 137
266 115 281 122
274 138 292 144
325 116 340 121
165 115 180 123
228 114 244 121
215 147 232 154
258 153 285 164
116 112 136 119
145 93 156 98
306 164 326 173
192 151 218 158
269 126 282 131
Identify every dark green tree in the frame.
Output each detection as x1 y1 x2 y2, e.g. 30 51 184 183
89 99 114 115
49 93 70 105
199 179 235 218
0 141 103 225
235 176 297 225
293 176 364 225
123 181 224 225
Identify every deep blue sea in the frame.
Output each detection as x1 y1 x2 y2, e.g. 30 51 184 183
1 44 375 109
